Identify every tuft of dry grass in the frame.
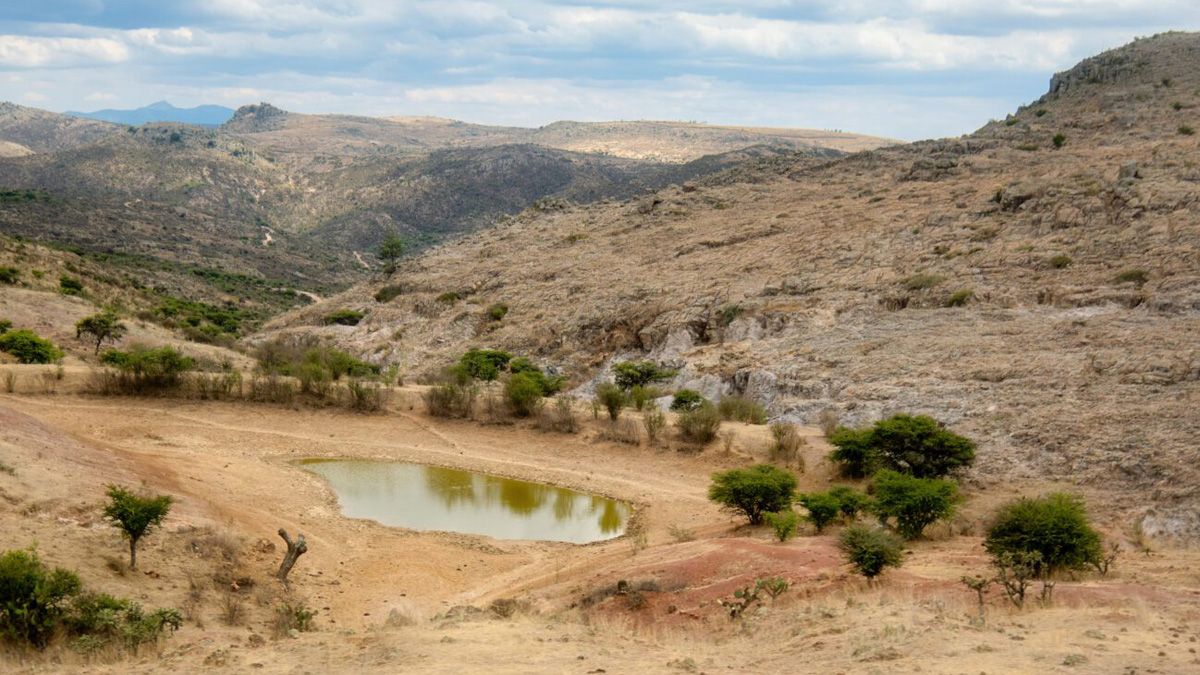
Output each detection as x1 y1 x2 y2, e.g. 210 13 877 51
600 418 641 445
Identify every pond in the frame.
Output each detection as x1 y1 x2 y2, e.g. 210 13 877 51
296 459 633 544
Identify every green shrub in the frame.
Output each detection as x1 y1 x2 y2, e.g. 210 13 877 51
435 291 460 305
902 273 946 290
1113 268 1148 285
504 373 544 417
377 230 407 274
508 358 564 395
595 382 626 421
486 303 509 321
374 285 405 303
676 401 721 444
798 492 842 533
1035 108 1048 117
764 510 800 542
984 493 1102 577
1179 125 1196 136
1049 254 1073 269
642 407 666 443
66 593 181 655
344 379 387 413
612 360 676 390
458 349 513 382
273 601 317 638
99 345 194 393
828 485 871 521
827 426 878 478
0 319 10 334
838 526 904 582
325 309 364 326
0 547 82 648
708 464 797 525
0 330 63 364
59 275 84 295
0 266 18 284
717 395 767 424
628 384 660 411
944 289 974 307
1052 133 1066 149
830 414 975 479
323 348 380 380
872 469 959 539
670 389 704 412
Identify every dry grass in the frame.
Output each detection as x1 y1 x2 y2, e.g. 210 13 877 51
599 418 640 445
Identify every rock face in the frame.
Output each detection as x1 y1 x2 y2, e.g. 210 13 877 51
261 33 1200 538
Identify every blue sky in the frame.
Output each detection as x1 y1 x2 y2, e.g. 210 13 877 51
1 1 1198 140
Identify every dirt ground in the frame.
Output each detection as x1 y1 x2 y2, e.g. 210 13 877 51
1 375 1198 674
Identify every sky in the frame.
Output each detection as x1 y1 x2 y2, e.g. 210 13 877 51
1 1 1198 141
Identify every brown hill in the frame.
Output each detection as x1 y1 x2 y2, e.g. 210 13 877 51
0 102 119 153
262 32 1200 536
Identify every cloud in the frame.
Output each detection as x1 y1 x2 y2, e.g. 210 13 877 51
84 91 118 101
0 35 129 67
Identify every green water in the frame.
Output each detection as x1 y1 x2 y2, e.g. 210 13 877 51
297 459 632 544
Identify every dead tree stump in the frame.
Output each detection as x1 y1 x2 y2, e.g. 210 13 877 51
276 528 308 583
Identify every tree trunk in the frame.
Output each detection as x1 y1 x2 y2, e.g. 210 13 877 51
129 536 139 570
276 528 308 583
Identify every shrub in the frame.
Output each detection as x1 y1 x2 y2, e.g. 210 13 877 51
828 485 871 521
902 273 945 290
642 407 666 443
872 469 959 539
670 389 704 412
486 303 509 321
66 593 181 655
944 289 974 307
0 547 82 648
1052 133 1066 149
830 414 975 479
0 330 63 364
98 345 194 393
374 284 405 303
1113 268 1148 285
676 401 721 444
436 291 460 305
0 266 18 284
716 395 767 424
984 493 1102 578
599 418 640 445
508 358 564 395
595 382 626 421
1179 125 1196 136
708 464 797 525
1049 254 1073 269
59 275 84 295
76 309 127 355
817 408 839 436
325 309 364 326
764 510 800 542
767 422 805 468
827 426 878 478
377 230 407 274
459 349 513 382
798 492 841 533
838 526 904 583
612 360 676 390
424 379 477 418
536 395 579 433
0 319 10 334
103 485 173 570
503 372 544 417
344 379 388 412
629 384 660 411
273 601 317 637
323 348 380 380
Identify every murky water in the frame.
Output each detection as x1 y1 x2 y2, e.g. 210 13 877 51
297 459 633 544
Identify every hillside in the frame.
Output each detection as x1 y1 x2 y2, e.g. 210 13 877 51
264 32 1200 536
0 102 119 153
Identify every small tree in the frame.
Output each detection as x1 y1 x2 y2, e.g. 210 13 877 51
76 310 127 355
984 493 1102 590
798 492 842 533
102 485 173 570
459 349 513 382
764 510 799 542
827 426 878 478
595 382 626 421
838 525 904 584
377 229 407 275
708 464 797 525
612 360 675 391
870 414 975 478
872 469 959 539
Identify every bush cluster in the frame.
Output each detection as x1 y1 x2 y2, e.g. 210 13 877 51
612 360 676 390
325 308 365 326
669 389 704 412
99 345 195 393
675 401 722 444
708 464 797 525
872 469 959 539
0 328 63 364
828 414 975 479
716 395 768 424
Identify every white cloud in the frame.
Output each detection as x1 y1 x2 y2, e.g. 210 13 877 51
84 91 118 101
0 35 129 67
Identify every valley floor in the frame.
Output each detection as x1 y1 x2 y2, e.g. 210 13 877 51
0 376 1197 674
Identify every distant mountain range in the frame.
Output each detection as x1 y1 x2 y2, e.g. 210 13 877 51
65 101 235 127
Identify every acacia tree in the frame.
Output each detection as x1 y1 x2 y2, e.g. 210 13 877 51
102 485 173 570
377 229 407 275
708 464 797 525
76 310 127 355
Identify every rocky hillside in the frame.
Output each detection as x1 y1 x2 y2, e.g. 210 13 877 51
262 33 1200 536
0 102 119 153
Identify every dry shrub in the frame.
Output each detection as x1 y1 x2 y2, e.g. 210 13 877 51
188 371 243 400
768 422 806 469
489 598 529 619
537 395 580 433
721 429 737 454
383 603 421 629
272 600 317 638
818 408 840 437
38 370 57 394
220 593 246 626
185 526 244 563
643 408 666 444
424 381 476 418
474 392 513 425
343 379 388 412
676 403 721 445
717 395 767 424
247 372 296 404
3 371 15 393
667 524 696 543
600 418 641 445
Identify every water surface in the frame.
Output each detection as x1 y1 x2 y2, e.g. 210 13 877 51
298 459 632 544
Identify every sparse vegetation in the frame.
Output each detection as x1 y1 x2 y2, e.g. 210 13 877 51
642 407 666 443
536 395 579 433
871 469 959 539
767 422 805 468
325 308 365 326
1113 268 1148 285
1049 254 1073 268
708 464 797 525
716 395 768 424
902 273 946 290
595 382 627 421
944 288 974 307
374 284 405 303
676 401 721 444
59 275 84 295
1179 125 1196 136
0 266 18 285
486 303 509 321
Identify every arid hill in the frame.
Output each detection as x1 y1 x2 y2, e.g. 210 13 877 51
264 32 1200 537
